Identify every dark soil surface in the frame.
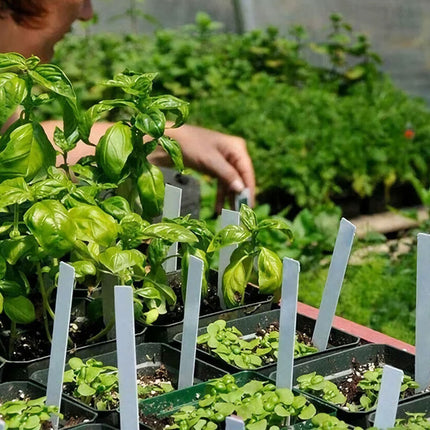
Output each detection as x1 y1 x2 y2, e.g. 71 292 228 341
139 414 173 430
0 303 104 362
336 356 415 406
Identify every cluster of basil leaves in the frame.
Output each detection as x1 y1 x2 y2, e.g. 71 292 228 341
0 52 290 359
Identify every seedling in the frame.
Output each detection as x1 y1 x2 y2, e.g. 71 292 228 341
166 373 316 429
196 320 317 370
297 369 419 412
0 396 62 430
63 357 119 410
63 357 174 411
207 204 292 307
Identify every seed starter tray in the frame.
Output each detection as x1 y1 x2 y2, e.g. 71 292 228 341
30 342 226 426
173 309 360 375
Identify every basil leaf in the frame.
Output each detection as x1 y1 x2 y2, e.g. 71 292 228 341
207 225 251 253
137 162 165 220
0 73 27 127
142 222 197 243
24 200 76 258
157 135 184 172
68 205 119 247
257 247 282 295
135 109 165 139
4 295 36 324
98 247 145 274
96 122 133 182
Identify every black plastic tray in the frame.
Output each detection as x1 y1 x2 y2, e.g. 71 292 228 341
273 343 421 427
30 342 226 427
139 371 337 429
173 309 360 375
0 380 97 428
369 393 430 425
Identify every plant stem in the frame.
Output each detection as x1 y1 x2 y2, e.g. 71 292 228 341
36 262 53 342
8 321 17 359
86 317 115 344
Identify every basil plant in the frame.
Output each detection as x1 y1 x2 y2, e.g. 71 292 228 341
207 204 292 308
0 52 198 356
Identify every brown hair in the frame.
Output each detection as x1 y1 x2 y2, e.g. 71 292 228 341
0 0 47 27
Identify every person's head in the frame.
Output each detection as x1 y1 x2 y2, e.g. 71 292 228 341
0 0 94 61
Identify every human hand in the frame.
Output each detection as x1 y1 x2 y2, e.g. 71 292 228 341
152 124 256 214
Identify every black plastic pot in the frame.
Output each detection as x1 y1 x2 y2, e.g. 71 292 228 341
30 342 226 427
0 380 97 428
0 298 147 381
173 309 360 376
273 343 420 427
144 270 273 343
138 370 336 429
369 393 430 425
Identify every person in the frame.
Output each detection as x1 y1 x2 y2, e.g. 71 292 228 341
0 0 255 213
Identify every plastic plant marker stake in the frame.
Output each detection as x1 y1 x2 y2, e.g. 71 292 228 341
46 262 75 429
226 415 245 430
373 365 404 429
115 286 139 430
0 420 5 430
162 184 182 273
312 218 356 350
218 209 240 309
178 255 204 390
415 233 430 391
234 187 250 211
276 258 300 390
101 272 116 339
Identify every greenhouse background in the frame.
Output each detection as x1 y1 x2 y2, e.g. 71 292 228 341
85 0 430 104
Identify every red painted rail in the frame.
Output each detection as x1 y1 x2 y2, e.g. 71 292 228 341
297 302 415 354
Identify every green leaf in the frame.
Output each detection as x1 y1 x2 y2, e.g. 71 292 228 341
77 382 96 397
0 235 37 265
298 403 316 420
99 247 145 274
100 196 132 220
24 200 76 258
135 109 166 139
257 247 282 295
70 260 97 280
0 73 27 127
69 357 84 370
222 249 252 308
68 205 118 247
0 280 25 297
247 419 267 430
240 204 257 231
257 219 292 238
0 177 32 209
137 162 165 220
150 95 189 128
0 122 56 181
157 135 184 171
29 63 76 101
96 122 133 182
4 295 35 324
0 52 28 71
207 225 251 252
142 222 197 243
